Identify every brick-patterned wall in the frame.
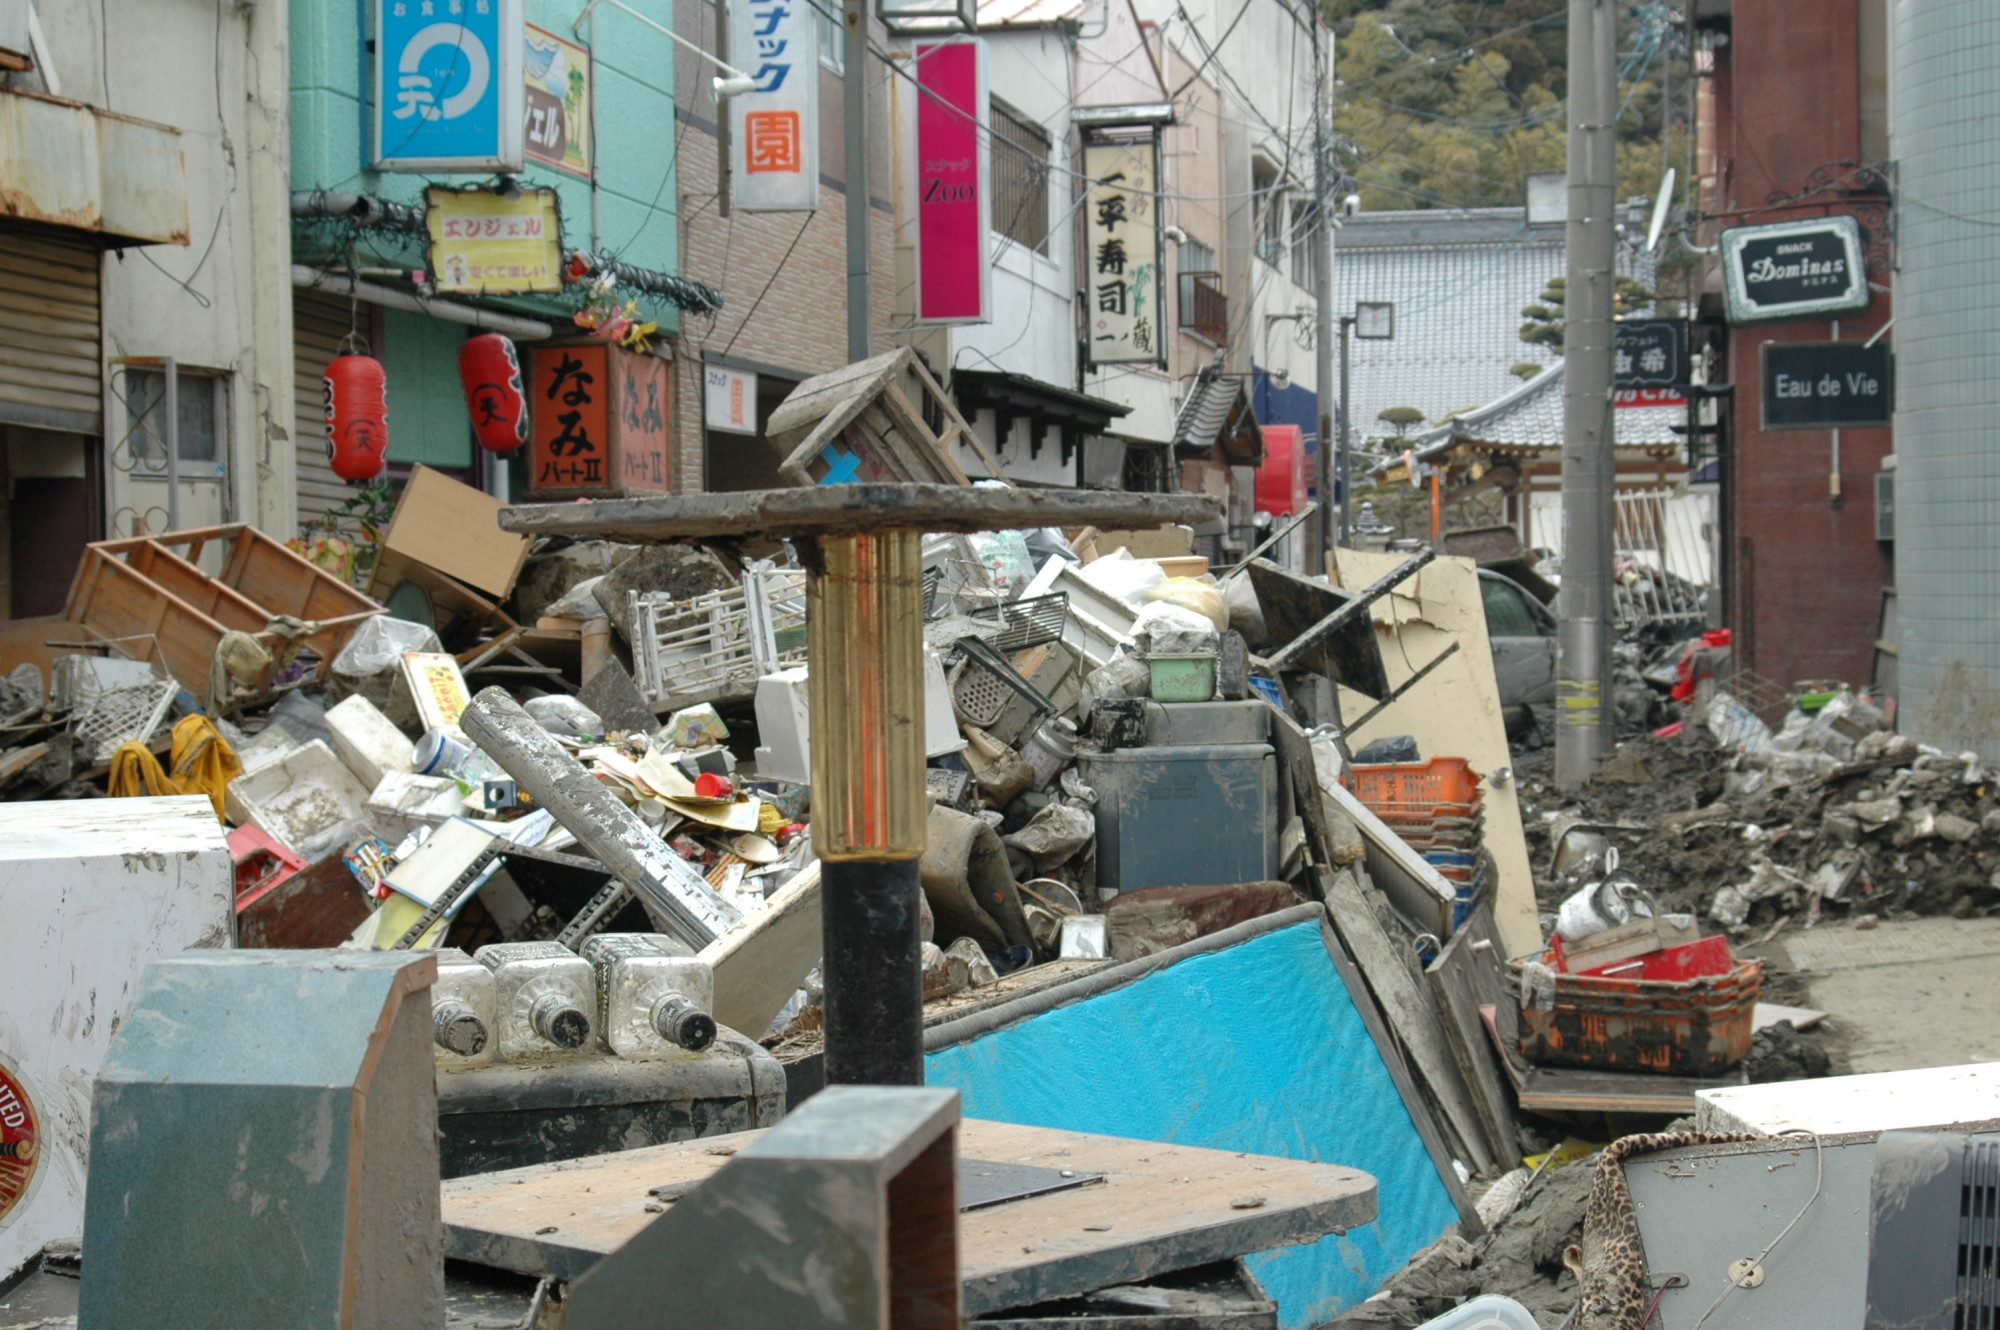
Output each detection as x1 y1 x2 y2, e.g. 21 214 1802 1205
666 121 898 494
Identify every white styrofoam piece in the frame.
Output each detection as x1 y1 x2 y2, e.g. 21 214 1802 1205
0 796 231 1283
1696 1060 2000 1136
325 693 416 789
225 739 371 860
231 723 309 779
366 771 468 844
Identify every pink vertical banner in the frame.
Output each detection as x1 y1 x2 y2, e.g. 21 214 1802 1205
912 39 990 324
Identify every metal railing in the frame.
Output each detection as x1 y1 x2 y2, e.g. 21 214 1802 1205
1612 486 1711 629
1178 271 1228 344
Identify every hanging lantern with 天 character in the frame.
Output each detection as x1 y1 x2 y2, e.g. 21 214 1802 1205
458 333 530 453
323 354 389 481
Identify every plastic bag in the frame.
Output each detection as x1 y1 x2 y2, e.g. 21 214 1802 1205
1075 548 1168 611
1148 576 1227 631
968 530 1035 599
545 575 609 621
1131 600 1215 643
333 616 443 679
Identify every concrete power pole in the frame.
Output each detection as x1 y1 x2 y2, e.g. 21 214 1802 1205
1554 0 1618 789
843 0 871 362
1312 14 1338 569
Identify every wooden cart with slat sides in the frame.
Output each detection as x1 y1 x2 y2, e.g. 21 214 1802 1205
60 524 385 695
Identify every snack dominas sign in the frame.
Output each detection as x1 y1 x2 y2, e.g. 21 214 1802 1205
1720 215 1870 324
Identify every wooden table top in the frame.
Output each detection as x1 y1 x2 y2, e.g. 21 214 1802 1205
443 1117 1378 1315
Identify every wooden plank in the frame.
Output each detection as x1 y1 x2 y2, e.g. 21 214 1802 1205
441 1117 1378 1316
1319 865 1499 1177
498 485 1223 544
1424 907 1521 1166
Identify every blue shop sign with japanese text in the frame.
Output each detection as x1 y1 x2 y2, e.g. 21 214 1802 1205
376 0 525 172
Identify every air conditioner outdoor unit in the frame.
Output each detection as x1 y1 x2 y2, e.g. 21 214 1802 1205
1864 1129 2000 1328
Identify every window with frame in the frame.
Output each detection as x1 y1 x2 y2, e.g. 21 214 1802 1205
1176 236 1227 344
1253 158 1285 268
123 367 227 477
1290 199 1321 291
990 98 1051 255
816 1 843 73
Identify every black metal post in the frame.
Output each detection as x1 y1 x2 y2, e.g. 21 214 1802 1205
820 858 925 1086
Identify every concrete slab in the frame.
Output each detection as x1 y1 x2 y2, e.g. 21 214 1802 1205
1787 917 2000 1073
1697 1061 2000 1135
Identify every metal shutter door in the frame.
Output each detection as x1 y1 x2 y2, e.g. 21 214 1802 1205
0 228 102 435
293 292 355 528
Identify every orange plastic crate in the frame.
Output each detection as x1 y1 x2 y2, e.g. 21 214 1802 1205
1351 758 1481 808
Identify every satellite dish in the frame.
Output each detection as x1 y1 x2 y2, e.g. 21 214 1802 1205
1645 168 1677 255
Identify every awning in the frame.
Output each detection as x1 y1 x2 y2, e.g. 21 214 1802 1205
0 89 188 246
950 369 1130 465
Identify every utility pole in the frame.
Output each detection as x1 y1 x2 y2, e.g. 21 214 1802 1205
843 0 871 362
1554 0 1618 788
1311 12 1338 569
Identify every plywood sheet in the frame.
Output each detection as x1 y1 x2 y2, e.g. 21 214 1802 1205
1331 549 1540 959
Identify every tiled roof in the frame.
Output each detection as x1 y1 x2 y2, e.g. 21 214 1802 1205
1334 206 1654 448
1396 359 1685 462
1173 354 1262 461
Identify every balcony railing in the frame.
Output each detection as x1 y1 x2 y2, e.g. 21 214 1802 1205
1178 271 1228 345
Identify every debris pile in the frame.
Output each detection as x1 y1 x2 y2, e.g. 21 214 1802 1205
1521 689 2000 933
1325 1156 1595 1328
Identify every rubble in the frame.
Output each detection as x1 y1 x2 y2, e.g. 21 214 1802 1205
1519 704 2000 929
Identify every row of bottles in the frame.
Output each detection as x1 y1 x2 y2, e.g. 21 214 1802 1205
430 935 718 1068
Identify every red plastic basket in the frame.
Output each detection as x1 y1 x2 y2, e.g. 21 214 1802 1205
1351 758 1481 808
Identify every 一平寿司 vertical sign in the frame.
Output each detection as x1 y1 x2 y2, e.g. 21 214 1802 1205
728 0 819 211
1084 137 1161 365
377 0 525 172
911 39 989 324
524 24 591 178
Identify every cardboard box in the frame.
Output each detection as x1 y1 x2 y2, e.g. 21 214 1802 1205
371 464 531 601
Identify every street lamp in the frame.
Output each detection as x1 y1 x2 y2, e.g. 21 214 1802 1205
1337 300 1395 547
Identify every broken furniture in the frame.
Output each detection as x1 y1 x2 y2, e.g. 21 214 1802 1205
0 796 232 1286
444 1099 1377 1326
765 347 1004 487
58 524 383 698
498 483 1219 1089
78 950 443 1330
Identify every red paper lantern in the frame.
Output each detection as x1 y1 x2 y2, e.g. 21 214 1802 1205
458 333 529 453
322 355 389 482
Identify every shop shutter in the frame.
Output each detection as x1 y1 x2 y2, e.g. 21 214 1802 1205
0 228 102 435
293 292 356 530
